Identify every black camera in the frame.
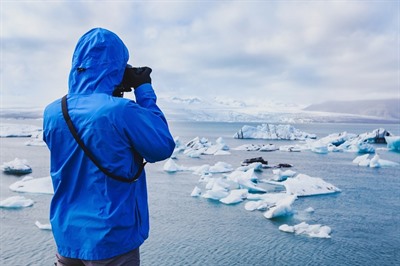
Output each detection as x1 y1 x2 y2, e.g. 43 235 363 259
113 65 146 97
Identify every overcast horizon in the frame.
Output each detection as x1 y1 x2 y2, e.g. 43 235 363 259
1 1 399 109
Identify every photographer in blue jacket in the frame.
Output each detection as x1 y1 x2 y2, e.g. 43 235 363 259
43 28 175 265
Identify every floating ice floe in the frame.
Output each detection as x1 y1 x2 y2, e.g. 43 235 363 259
305 128 393 154
192 162 233 175
279 222 332 238
35 221 52 230
9 176 54 194
244 192 289 211
24 131 46 146
0 123 42 138
385 136 400 152
232 144 261 151
236 162 263 172
305 207 315 213
259 144 278 152
264 194 297 219
163 158 188 173
268 174 341 196
271 169 297 181
359 128 392 143
1 158 32 175
0 196 34 208
190 186 202 197
352 154 399 168
181 136 230 157
220 189 248 204
233 124 316 140
279 145 302 152
225 169 266 193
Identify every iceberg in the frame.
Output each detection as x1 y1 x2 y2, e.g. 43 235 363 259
182 136 230 156
201 185 229 200
1 158 32 175
236 162 263 172
208 162 233 173
0 196 34 208
163 158 188 173
25 131 46 146
225 169 266 193
244 192 290 211
268 174 341 196
232 144 261 151
358 128 392 143
9 176 54 194
385 136 400 152
191 186 202 197
279 145 302 152
233 124 316 140
306 129 393 154
0 123 42 138
259 144 278 152
352 154 399 168
220 189 248 204
35 221 52 230
279 222 332 238
263 194 297 219
271 169 297 181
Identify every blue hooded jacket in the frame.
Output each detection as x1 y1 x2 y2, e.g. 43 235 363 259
43 28 175 260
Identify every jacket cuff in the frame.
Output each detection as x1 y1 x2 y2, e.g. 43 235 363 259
134 83 156 102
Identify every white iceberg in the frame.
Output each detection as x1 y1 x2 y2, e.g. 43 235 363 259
201 187 229 200
233 124 316 140
259 144 278 152
268 174 341 196
225 169 266 193
163 158 188 173
358 128 392 143
190 186 202 197
35 221 52 230
1 158 32 175
279 222 332 238
220 189 248 204
279 145 303 152
385 136 400 152
245 192 289 211
352 154 399 168
0 196 34 208
263 194 297 219
208 162 233 173
182 136 230 156
0 123 42 138
236 162 263 172
271 169 297 181
232 144 261 151
25 131 46 146
9 176 54 194
305 207 315 213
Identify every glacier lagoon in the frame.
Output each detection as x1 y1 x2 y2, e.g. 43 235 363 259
1 120 399 266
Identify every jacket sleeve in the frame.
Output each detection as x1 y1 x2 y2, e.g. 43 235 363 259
121 84 175 163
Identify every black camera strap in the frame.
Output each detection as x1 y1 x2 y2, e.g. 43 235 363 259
61 95 146 183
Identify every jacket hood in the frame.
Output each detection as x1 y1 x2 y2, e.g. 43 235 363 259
68 28 129 95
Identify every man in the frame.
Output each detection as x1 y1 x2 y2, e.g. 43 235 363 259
43 28 175 265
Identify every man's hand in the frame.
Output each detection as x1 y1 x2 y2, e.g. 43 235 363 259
122 66 152 90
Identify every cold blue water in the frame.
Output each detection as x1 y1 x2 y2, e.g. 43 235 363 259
1 120 399 266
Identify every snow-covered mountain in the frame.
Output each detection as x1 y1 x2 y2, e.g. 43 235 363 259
157 96 399 123
304 99 400 121
1 97 398 124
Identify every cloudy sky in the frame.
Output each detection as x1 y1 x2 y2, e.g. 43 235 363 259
1 0 398 108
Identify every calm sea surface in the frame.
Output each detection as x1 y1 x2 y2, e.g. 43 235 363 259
1 120 399 266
